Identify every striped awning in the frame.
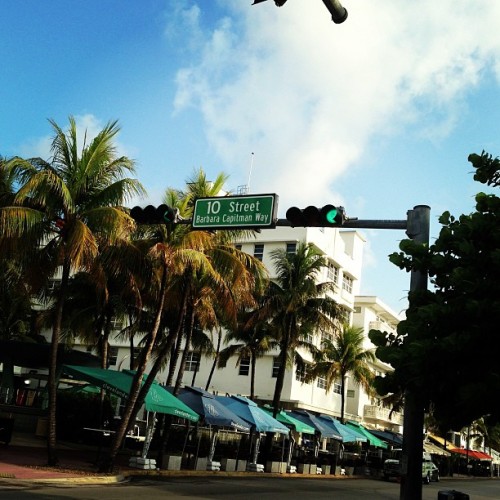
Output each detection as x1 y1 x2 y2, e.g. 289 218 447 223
427 433 456 451
423 440 450 456
450 448 492 461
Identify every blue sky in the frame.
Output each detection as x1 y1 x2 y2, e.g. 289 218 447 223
2 0 500 315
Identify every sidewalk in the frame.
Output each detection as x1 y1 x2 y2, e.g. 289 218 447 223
0 433 364 484
0 432 129 483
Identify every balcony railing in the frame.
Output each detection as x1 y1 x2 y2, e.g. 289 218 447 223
364 405 403 425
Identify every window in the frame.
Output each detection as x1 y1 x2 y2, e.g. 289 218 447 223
296 365 309 383
253 244 264 261
327 263 339 283
286 242 297 255
317 376 327 390
342 274 353 293
239 357 250 376
47 279 61 292
185 352 200 372
272 357 280 378
110 317 122 330
305 332 314 345
321 330 334 344
333 382 342 394
338 307 350 324
235 244 242 251
108 346 118 366
347 389 355 398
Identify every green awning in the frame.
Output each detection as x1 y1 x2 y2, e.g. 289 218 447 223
63 365 199 422
346 421 388 449
261 406 315 434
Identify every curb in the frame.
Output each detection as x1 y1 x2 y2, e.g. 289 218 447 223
0 474 127 485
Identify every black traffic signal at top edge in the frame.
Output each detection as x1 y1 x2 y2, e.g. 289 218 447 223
252 0 348 25
286 204 345 227
130 204 178 225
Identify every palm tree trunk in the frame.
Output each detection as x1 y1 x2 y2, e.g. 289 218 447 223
250 353 257 400
47 259 70 466
100 311 112 369
99 313 113 426
174 305 195 393
140 298 189 469
166 320 184 386
205 327 222 391
340 374 346 424
191 350 201 386
129 335 135 370
98 263 168 472
272 330 290 417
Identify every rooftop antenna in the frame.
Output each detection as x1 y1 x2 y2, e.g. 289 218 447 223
238 152 254 195
247 152 255 192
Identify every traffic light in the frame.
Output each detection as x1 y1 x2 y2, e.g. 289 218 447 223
252 0 348 24
285 204 345 227
321 0 348 24
130 204 178 225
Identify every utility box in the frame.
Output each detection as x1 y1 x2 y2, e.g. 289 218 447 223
438 490 470 500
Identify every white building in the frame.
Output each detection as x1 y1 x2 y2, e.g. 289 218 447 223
33 225 402 430
174 226 365 419
171 226 401 429
350 296 403 432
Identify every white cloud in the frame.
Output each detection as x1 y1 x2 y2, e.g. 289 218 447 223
172 0 500 211
18 114 134 165
19 135 52 159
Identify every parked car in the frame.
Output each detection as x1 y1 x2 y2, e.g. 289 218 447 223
423 460 439 483
383 450 439 484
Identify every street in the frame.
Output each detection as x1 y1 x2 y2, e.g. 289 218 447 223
1 477 499 500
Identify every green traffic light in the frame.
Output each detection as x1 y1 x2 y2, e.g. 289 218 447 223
325 208 338 224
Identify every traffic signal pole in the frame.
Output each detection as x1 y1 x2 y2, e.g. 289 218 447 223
277 218 408 230
130 198 430 499
281 204 431 500
399 205 430 500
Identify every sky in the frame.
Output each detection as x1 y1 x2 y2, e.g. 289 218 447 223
2 0 500 316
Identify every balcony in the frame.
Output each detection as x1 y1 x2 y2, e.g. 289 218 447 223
369 321 384 330
363 405 403 426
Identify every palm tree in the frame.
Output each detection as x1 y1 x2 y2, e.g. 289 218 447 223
218 308 276 400
263 241 340 417
309 323 376 423
469 417 500 454
159 168 265 392
2 117 144 465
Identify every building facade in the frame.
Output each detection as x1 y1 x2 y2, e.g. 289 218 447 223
30 225 402 430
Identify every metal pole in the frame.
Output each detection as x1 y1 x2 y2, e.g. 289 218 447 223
399 205 431 500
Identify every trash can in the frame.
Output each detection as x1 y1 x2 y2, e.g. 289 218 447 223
438 490 470 500
0 417 14 444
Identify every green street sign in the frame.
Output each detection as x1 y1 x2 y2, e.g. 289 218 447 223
192 194 278 229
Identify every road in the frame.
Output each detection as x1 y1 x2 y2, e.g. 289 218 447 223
0 477 499 499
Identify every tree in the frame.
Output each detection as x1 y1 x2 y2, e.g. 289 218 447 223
370 150 500 433
218 308 276 400
100 169 266 471
1 117 144 465
309 323 375 423
263 241 340 416
59 237 149 370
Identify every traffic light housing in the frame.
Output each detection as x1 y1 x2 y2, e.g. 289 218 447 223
286 204 345 227
130 204 178 225
322 0 348 24
252 0 348 24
